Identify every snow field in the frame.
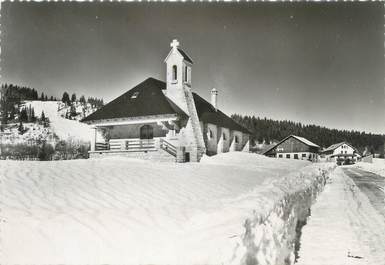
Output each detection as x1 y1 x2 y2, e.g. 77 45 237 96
1 153 334 264
356 158 385 178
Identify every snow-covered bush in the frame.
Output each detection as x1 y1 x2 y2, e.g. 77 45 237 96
53 138 90 160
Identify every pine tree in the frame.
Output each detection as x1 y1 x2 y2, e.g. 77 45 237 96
79 95 86 104
31 107 35 122
18 121 24 134
62 92 70 105
9 106 16 121
19 107 28 122
70 104 77 118
0 85 8 125
40 92 45 101
41 111 46 122
71 93 76 102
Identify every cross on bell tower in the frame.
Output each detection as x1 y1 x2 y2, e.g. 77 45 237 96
170 39 180 49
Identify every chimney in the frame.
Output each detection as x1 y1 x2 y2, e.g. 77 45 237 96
211 88 218 110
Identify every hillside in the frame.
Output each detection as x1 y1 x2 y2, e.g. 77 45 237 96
1 101 93 144
232 114 385 154
26 101 93 141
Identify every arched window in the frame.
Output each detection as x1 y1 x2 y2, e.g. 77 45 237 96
223 132 226 141
184 66 188 82
234 135 239 143
140 125 154 139
172 65 177 81
208 129 213 139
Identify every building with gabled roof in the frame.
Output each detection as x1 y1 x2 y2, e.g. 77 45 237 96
262 135 320 162
320 142 361 162
81 40 251 162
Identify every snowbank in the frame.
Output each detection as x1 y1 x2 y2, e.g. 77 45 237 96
1 153 334 264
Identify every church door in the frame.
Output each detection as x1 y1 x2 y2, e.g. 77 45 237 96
140 125 154 139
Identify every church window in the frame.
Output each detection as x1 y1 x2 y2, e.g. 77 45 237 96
235 135 239 143
208 129 213 139
184 66 188 82
172 65 177 81
223 132 226 140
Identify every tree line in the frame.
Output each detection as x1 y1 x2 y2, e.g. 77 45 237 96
231 114 385 154
61 92 103 108
0 84 57 126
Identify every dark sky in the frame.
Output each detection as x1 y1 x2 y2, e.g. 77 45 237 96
1 2 384 133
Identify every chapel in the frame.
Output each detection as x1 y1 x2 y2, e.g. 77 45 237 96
82 40 251 162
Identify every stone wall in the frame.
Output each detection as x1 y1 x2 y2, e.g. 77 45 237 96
204 123 218 155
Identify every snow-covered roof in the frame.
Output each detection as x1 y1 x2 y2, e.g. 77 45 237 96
263 135 320 155
322 142 345 153
322 142 360 154
291 135 320 148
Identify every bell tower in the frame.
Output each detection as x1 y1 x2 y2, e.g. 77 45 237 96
164 39 192 113
164 39 205 161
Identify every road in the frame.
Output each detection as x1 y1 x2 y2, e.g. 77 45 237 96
343 167 385 219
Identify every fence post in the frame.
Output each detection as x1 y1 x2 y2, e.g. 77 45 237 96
176 146 186 163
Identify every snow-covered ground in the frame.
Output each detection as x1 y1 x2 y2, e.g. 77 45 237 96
56 101 97 121
1 153 333 264
0 122 55 145
356 158 385 178
26 101 93 141
296 167 385 265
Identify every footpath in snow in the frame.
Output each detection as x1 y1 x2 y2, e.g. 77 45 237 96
296 167 385 265
1 153 334 264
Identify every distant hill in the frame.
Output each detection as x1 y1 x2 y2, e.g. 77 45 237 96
0 83 103 142
231 114 385 155
0 83 103 126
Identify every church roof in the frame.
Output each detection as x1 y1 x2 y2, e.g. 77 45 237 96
177 48 193 64
192 93 251 134
81 78 187 122
82 78 250 134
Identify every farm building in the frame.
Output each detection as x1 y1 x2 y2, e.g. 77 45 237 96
320 142 361 162
262 135 320 162
81 40 251 162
